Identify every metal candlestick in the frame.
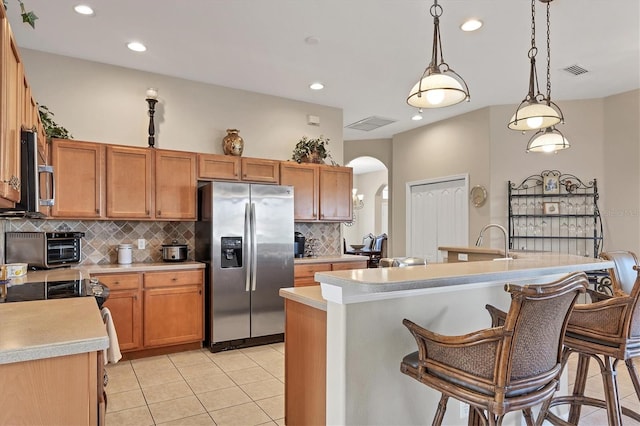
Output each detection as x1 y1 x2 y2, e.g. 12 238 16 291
146 97 158 148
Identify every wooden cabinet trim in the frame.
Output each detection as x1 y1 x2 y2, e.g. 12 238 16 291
144 269 204 288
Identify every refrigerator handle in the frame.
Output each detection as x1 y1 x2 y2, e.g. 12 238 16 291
250 202 258 291
244 202 251 292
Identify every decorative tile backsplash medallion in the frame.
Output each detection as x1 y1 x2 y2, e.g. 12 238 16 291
6 219 195 265
294 222 341 257
2 219 339 265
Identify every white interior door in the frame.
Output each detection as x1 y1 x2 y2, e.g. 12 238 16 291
407 175 468 263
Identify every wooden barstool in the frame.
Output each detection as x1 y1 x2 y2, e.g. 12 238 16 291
401 272 587 426
545 255 640 425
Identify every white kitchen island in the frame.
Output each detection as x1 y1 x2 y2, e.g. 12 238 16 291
313 254 612 426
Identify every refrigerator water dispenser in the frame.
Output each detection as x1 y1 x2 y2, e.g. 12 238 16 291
221 237 242 268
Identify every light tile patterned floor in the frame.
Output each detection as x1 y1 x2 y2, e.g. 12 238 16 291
105 343 640 425
105 343 285 426
545 353 640 425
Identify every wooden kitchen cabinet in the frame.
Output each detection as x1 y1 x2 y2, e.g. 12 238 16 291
143 270 204 348
98 273 143 352
95 269 203 354
51 139 105 218
280 162 353 222
280 162 319 221
106 145 153 218
294 263 331 287
198 153 280 184
294 259 367 286
319 164 353 221
155 149 197 220
0 351 102 425
241 157 279 183
0 12 23 206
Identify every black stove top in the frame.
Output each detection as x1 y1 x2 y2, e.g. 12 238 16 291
0 278 109 307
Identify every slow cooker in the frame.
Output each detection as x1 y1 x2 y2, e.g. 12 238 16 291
161 240 188 262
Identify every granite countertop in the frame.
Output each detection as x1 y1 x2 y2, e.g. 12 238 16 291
84 261 205 274
9 261 205 285
295 254 368 264
280 286 327 311
316 253 613 303
0 297 108 365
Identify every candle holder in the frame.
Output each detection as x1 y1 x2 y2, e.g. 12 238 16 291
145 88 158 148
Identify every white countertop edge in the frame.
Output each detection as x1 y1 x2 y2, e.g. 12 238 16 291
0 336 109 365
295 255 368 264
319 259 610 304
279 287 327 311
321 272 572 304
85 261 205 274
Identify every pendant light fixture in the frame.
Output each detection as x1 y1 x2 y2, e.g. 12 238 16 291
407 0 470 109
526 126 569 153
508 0 563 132
526 0 570 153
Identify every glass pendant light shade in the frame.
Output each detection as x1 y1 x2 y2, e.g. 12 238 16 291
526 126 570 153
508 101 562 131
407 0 469 109
407 70 469 108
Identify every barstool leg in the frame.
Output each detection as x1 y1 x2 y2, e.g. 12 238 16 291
625 358 640 400
567 353 590 424
602 356 623 426
432 394 448 426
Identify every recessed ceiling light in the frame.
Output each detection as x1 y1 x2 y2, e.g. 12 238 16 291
127 42 147 52
461 19 483 32
309 82 324 90
74 4 94 16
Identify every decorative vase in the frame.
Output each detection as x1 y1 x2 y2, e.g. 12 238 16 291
222 129 244 156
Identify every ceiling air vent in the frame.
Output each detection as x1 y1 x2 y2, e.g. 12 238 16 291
346 116 396 131
563 64 589 76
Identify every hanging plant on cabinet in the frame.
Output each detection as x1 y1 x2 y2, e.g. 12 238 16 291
38 104 72 140
2 1 38 28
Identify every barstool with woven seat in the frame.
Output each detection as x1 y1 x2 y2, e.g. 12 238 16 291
401 272 587 426
543 253 640 425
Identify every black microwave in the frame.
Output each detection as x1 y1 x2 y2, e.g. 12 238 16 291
5 232 85 269
0 130 55 218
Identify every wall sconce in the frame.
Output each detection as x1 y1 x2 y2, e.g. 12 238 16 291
145 88 158 148
352 188 364 210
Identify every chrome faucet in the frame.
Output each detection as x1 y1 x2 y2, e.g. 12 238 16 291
475 224 511 260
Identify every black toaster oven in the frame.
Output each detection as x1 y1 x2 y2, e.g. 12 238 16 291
5 231 85 269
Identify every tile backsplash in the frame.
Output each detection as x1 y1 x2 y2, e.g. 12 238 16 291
2 219 341 265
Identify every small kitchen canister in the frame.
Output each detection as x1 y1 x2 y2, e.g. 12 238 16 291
117 244 133 265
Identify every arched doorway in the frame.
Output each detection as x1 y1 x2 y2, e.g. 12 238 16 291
342 156 388 251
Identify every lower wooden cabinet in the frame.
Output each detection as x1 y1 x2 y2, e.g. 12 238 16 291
98 273 143 352
96 268 204 353
143 270 204 347
294 259 367 287
0 351 102 425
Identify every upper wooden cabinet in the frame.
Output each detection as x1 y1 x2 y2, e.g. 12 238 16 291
198 153 279 184
280 162 352 222
280 162 319 221
51 140 196 220
318 165 353 221
51 139 105 218
155 149 197 220
0 15 23 205
106 145 153 219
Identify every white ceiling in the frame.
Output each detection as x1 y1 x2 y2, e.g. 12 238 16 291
347 156 387 175
6 0 640 141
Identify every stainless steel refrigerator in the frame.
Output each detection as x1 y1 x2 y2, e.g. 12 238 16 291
195 181 294 352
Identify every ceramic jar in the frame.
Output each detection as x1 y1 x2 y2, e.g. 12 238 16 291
222 129 244 156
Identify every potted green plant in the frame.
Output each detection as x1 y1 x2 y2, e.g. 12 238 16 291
2 1 38 28
291 135 332 164
38 104 72 139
